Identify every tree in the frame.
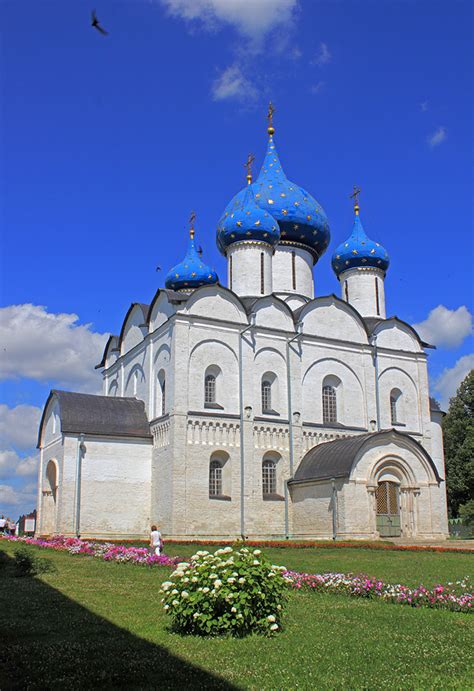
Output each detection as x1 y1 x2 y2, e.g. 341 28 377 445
442 369 474 516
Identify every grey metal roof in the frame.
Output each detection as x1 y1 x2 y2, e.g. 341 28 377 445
291 429 441 483
38 390 151 446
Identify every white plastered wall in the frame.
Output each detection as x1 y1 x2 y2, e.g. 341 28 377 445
339 267 386 318
227 243 273 297
272 246 314 298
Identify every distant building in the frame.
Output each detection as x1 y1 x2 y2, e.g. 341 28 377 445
36 113 448 541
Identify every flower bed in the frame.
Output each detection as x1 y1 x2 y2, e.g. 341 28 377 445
285 570 473 613
0 535 179 567
1 536 471 613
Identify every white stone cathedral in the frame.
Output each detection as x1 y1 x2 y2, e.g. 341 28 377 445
36 113 449 541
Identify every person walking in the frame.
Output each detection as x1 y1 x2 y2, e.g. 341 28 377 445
150 525 162 556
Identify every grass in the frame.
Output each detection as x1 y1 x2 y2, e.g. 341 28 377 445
1 541 473 689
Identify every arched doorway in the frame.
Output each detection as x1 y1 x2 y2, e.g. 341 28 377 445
42 460 58 535
375 480 401 537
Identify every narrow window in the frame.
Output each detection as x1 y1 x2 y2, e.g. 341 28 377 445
390 389 401 425
205 374 216 405
209 460 223 497
260 252 265 294
161 378 166 416
344 280 349 302
375 277 380 316
262 379 272 412
291 251 296 290
322 385 337 424
262 460 276 496
390 394 397 424
229 255 233 291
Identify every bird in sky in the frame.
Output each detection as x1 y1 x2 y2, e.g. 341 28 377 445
91 10 108 35
156 266 162 272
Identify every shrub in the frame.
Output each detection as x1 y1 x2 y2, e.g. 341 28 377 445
160 547 288 637
459 500 474 528
13 547 56 577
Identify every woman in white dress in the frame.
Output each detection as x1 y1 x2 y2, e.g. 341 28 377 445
150 525 162 555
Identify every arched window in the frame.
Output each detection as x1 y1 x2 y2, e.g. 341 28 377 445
209 460 223 497
322 385 337 424
205 374 216 405
160 378 166 416
390 389 402 425
262 459 276 496
262 379 272 412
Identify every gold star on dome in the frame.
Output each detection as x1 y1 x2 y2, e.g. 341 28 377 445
281 230 287 236
246 211 251 215
282 209 288 215
255 193 261 198
246 231 251 236
312 230 317 235
293 224 299 230
231 233 235 238
344 243 349 248
255 220 261 226
345 260 350 265
191 272 196 277
300 235 305 239
280 193 286 197
352 249 358 255
268 199 274 204
268 184 273 189
236 220 242 227
294 201 300 207
175 273 179 278
231 213 234 218
336 254 340 259
370 249 375 254
263 233 268 237
307 215 312 220
362 259 367 263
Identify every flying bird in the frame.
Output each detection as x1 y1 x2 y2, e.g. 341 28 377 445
91 10 108 35
156 266 162 272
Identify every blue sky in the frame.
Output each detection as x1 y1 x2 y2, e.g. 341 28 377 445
0 0 473 518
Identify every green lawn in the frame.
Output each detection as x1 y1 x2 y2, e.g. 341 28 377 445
1 541 473 689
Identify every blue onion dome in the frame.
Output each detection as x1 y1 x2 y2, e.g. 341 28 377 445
217 183 280 255
165 224 218 292
251 134 331 262
331 200 390 277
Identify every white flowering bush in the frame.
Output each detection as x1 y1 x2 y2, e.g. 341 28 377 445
160 547 288 636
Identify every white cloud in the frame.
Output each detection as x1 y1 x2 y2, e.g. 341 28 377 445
0 404 42 450
434 354 474 410
312 42 331 66
0 449 38 479
427 126 447 148
0 304 108 393
160 0 299 43
211 64 258 101
310 80 325 95
413 305 473 349
0 481 37 513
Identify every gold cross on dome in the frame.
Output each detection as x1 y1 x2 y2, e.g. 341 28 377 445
244 153 255 185
267 101 275 135
189 210 196 238
350 186 361 213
